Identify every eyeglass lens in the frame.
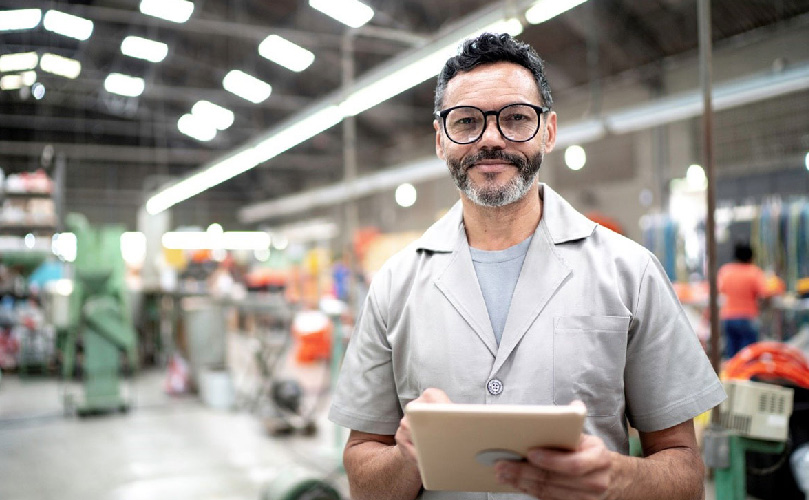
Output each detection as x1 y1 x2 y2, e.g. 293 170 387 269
444 104 539 144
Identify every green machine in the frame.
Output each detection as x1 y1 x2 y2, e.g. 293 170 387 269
61 213 138 415
703 379 795 500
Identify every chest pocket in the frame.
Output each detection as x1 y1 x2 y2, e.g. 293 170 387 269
553 316 630 417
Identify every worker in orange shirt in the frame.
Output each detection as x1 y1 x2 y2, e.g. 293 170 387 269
718 242 769 359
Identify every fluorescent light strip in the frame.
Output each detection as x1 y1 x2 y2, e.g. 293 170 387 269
308 0 374 29
178 114 217 142
147 149 261 214
104 73 145 97
0 52 39 73
525 0 589 24
139 0 194 23
1 74 22 90
191 100 234 130
148 105 344 214
121 36 169 63
161 231 270 250
0 9 42 31
223 70 272 103
40 53 81 79
43 10 94 41
146 3 556 214
253 106 344 163
340 18 522 117
258 35 315 73
0 71 37 90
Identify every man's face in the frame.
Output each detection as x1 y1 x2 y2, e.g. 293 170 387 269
434 62 556 207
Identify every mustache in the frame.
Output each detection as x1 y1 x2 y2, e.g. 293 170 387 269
460 150 526 171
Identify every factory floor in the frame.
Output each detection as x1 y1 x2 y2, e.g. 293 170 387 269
0 365 755 500
0 362 349 500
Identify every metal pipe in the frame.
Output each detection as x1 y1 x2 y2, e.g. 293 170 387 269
698 0 722 422
342 31 360 315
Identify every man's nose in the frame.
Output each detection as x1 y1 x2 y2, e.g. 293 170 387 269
478 115 506 147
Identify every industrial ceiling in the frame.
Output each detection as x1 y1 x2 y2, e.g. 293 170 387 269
1 0 808 232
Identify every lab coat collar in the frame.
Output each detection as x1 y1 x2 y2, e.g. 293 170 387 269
415 183 596 253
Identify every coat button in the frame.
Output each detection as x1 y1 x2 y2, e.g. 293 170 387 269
487 378 503 395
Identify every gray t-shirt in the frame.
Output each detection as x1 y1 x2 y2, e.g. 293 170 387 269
470 236 532 345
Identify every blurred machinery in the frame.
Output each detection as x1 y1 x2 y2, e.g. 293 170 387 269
719 379 794 442
704 340 809 500
60 213 138 415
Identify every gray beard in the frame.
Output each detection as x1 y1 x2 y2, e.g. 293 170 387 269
448 149 543 207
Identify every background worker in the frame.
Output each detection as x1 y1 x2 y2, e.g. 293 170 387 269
718 241 770 359
329 33 726 500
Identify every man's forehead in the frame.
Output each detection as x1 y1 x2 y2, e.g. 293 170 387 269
443 62 540 104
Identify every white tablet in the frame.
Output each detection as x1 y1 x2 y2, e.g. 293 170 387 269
405 402 586 493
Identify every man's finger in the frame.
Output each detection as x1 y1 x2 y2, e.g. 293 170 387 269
419 387 452 403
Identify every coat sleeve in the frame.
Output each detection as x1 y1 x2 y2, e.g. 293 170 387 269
624 253 726 432
328 273 403 435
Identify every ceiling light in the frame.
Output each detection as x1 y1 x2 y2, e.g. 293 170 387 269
139 0 194 23
178 114 217 142
32 82 45 99
0 52 39 73
104 73 145 97
0 74 22 90
395 183 417 208
686 164 707 190
146 149 260 214
121 36 169 63
555 119 605 147
223 70 272 103
525 0 589 25
252 106 343 163
120 232 147 267
564 145 586 171
254 249 270 262
258 35 315 73
191 100 234 130
21 71 36 86
484 18 524 37
309 0 373 28
161 231 270 250
52 232 77 262
43 10 94 41
805 152 809 172
40 53 81 79
0 9 42 31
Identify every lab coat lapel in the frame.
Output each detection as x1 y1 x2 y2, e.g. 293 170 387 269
434 232 498 357
492 218 571 374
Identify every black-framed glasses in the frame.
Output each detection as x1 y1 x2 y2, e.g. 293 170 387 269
435 103 550 144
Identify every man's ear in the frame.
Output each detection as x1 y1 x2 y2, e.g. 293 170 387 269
543 111 557 154
434 119 445 161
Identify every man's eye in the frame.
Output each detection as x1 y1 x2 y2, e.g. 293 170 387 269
503 113 528 122
454 116 478 126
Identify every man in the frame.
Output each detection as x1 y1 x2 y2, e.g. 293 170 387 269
329 33 726 500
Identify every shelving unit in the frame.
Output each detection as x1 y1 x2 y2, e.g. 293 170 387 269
0 170 60 375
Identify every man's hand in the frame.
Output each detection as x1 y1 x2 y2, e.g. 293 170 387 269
494 433 614 500
396 388 452 465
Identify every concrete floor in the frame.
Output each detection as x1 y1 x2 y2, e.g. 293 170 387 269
0 366 349 500
0 365 763 500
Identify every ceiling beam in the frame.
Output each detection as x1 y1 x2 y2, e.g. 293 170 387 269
0 141 217 164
